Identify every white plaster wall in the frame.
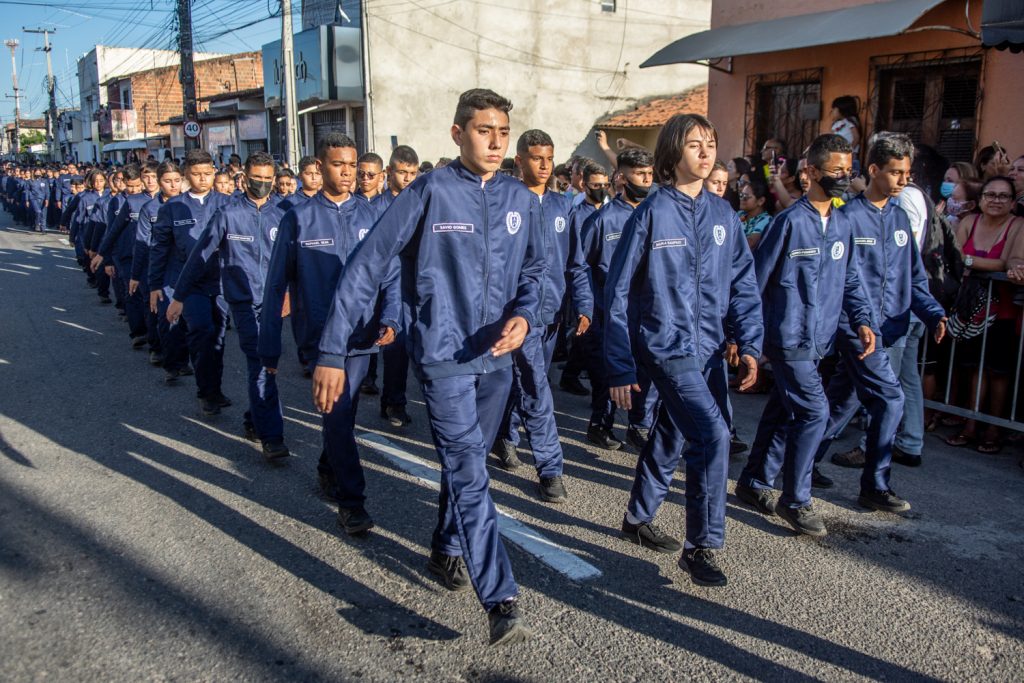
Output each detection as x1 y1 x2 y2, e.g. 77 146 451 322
364 0 710 163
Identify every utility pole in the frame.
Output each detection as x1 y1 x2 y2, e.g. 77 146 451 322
177 0 199 151
280 0 300 166
4 39 20 157
23 27 58 161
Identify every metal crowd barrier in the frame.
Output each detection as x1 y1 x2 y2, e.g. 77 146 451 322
920 270 1024 433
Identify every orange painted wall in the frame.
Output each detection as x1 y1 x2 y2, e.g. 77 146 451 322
706 1 1023 161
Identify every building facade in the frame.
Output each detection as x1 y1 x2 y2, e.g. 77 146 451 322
643 0 1022 166
273 0 712 163
75 46 228 163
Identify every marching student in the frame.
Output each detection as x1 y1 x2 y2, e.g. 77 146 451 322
25 169 49 233
131 161 182 367
372 145 420 427
812 133 947 512
259 134 400 521
605 114 763 587
273 168 297 200
169 152 290 461
736 134 876 537
214 170 235 196
580 149 658 451
70 170 107 289
93 165 152 348
311 89 544 646
278 155 322 212
558 161 609 398
354 151 389 396
149 150 230 414
491 129 592 503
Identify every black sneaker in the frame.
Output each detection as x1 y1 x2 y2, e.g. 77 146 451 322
213 393 232 408
558 376 589 396
621 516 682 553
359 380 379 396
680 547 728 587
261 440 290 461
626 426 649 451
858 489 911 513
538 476 568 503
148 351 163 366
734 483 776 516
131 335 147 349
178 365 194 377
831 446 865 468
164 370 179 385
337 506 374 535
381 405 411 427
199 397 221 417
426 550 472 592
99 296 112 304
777 504 827 537
242 421 259 442
492 439 521 471
811 466 834 489
729 436 749 455
891 446 922 468
587 425 622 451
488 599 532 646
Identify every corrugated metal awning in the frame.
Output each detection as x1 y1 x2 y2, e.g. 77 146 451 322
641 0 947 68
982 0 1024 52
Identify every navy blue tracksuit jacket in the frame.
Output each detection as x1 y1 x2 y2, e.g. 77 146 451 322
754 196 875 359
840 193 945 342
317 159 546 379
604 186 764 387
148 192 227 296
259 192 402 369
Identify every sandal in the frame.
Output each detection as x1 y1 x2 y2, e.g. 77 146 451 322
945 432 975 447
977 440 1003 454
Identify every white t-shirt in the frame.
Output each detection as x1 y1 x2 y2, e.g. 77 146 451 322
898 185 929 250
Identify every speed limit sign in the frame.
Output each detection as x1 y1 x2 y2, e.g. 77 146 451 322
183 120 202 138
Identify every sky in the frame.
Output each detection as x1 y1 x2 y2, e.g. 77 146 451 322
0 0 294 125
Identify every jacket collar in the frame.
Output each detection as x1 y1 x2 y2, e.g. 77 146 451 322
658 183 709 211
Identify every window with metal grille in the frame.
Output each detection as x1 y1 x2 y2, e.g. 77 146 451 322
744 69 823 160
871 52 981 163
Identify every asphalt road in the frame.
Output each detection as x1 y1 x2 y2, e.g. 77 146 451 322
1 222 1022 682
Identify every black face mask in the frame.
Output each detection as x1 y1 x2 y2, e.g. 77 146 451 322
247 179 273 199
818 173 851 199
624 181 650 202
586 187 607 204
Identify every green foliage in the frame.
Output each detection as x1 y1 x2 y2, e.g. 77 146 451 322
20 130 45 147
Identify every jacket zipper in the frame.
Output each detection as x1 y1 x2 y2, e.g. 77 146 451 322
480 181 490 326
692 199 702 350
878 206 887 327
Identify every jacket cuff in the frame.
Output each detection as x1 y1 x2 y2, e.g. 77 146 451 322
315 352 347 370
576 306 594 321
739 345 761 361
380 318 401 335
607 370 638 387
512 308 536 331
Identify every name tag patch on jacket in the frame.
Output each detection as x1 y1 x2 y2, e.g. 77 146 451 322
432 223 474 234
300 238 335 248
605 232 622 242
129 212 140 220
653 238 686 250
173 219 196 227
227 234 255 242
854 237 877 246
788 247 820 258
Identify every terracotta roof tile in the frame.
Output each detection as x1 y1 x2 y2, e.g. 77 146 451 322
599 84 708 129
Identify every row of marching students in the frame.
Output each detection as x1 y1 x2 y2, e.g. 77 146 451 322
60 88 944 648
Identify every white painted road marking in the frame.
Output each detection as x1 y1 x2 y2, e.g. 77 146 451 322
357 431 602 581
56 320 102 334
